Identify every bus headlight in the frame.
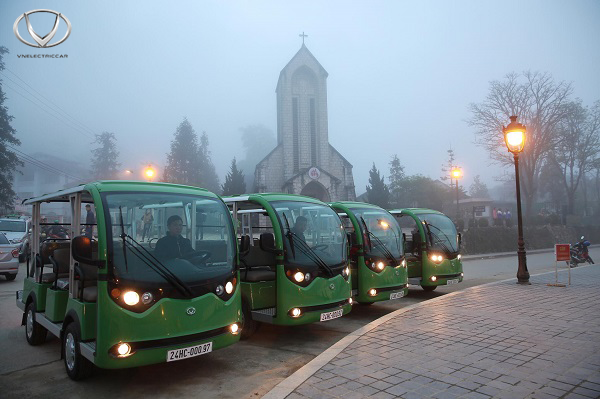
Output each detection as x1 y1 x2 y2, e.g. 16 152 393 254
401 259 407 268
117 343 131 356
289 307 302 318
368 288 377 297
376 261 385 271
349 297 353 305
230 323 240 335
293 272 305 283
457 254 462 260
342 267 350 278
430 254 444 263
123 291 139 306
141 292 153 305
431 276 437 282
305 272 311 282
225 281 234 294
216 285 224 296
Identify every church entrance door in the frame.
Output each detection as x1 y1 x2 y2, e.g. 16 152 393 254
300 181 331 202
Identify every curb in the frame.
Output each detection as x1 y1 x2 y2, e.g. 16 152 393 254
462 244 600 261
261 265 594 399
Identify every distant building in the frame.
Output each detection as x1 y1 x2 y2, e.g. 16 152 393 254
254 44 355 202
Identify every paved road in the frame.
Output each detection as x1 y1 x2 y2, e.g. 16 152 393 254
0 248 596 398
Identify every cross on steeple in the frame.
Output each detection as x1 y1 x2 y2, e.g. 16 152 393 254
299 32 308 44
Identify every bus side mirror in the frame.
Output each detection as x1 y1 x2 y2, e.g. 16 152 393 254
259 233 277 254
457 233 462 250
72 236 104 268
239 235 250 256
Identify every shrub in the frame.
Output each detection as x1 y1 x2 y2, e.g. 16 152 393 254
478 218 489 227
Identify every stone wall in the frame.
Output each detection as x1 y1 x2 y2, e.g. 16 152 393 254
461 225 600 254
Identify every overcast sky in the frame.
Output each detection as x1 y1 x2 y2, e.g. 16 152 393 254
1 0 599 194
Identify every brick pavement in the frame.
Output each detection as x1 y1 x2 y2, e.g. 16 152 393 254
267 266 600 399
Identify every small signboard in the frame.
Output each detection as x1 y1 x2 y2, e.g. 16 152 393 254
308 167 321 180
555 244 570 261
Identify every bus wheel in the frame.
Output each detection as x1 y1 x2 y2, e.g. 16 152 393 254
63 323 93 380
241 303 258 340
422 285 437 292
25 302 47 345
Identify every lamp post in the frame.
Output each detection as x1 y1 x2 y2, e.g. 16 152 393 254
451 167 462 221
503 115 530 285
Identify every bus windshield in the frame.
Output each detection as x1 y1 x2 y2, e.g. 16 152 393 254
419 213 459 254
104 192 235 286
349 208 403 260
0 220 26 232
274 201 347 269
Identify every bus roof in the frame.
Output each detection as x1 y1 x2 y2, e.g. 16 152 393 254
389 208 446 217
223 193 326 205
329 201 386 211
22 181 216 205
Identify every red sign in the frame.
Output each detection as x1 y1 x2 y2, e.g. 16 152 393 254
555 244 570 261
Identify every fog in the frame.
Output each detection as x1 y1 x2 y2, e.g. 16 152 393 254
1 0 599 194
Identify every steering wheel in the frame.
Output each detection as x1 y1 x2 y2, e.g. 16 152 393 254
311 244 328 251
148 238 158 250
182 250 211 265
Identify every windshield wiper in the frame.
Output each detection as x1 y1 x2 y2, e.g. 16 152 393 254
424 222 456 253
360 216 398 264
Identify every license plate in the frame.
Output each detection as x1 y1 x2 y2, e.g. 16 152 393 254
446 278 459 285
320 309 343 322
390 291 405 300
166 342 212 362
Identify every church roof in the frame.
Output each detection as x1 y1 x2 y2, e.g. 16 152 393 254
276 44 328 92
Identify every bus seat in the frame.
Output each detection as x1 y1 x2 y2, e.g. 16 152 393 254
73 262 98 302
195 240 227 262
243 268 276 282
40 241 70 264
38 246 70 283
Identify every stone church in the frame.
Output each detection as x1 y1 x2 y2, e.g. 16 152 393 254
254 44 356 202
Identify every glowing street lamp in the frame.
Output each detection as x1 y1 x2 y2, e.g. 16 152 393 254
503 115 529 285
144 165 156 181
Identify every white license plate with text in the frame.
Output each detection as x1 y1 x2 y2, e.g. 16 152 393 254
167 342 212 362
390 291 405 300
446 278 459 285
320 309 343 322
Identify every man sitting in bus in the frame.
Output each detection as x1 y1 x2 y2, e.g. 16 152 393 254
154 215 195 261
290 216 308 242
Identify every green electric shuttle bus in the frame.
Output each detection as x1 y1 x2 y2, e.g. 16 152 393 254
16 181 242 380
223 194 352 338
330 202 408 304
389 208 463 291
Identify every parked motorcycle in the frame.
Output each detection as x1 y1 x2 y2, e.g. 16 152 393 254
570 236 594 267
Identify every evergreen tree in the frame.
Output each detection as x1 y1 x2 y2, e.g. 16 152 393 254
90 132 120 180
164 118 202 185
388 154 405 207
0 46 22 211
469 175 490 198
198 131 220 192
365 163 390 209
222 158 246 195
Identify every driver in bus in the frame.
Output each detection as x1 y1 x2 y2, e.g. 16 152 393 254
290 216 308 242
154 215 195 261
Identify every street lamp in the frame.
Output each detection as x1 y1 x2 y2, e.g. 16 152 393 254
451 167 462 221
503 115 529 285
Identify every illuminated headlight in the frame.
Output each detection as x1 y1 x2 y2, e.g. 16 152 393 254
349 297 353 305
430 254 444 263
293 272 305 283
368 288 377 297
141 292 153 305
401 259 407 268
225 281 234 294
117 343 131 357
215 285 224 296
289 307 302 318
460 272 464 277
342 267 350 277
230 323 240 335
457 254 462 260
376 261 385 271
123 291 140 306
431 276 437 282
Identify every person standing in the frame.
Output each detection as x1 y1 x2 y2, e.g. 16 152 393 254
85 204 96 238
141 209 154 242
497 208 504 226
492 207 498 226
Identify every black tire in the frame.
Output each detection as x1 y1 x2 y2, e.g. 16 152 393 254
63 323 93 380
25 302 47 345
422 285 437 292
6 274 17 281
240 302 258 340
